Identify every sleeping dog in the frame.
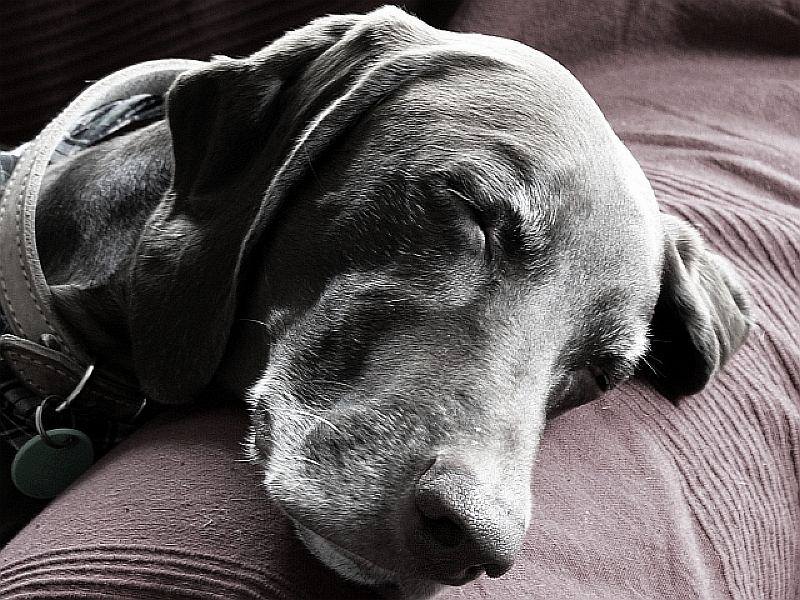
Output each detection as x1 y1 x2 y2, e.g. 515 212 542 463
23 6 750 599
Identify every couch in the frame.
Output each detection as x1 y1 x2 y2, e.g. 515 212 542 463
1 1 798 598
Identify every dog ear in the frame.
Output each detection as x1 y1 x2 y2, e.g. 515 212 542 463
128 13 360 405
641 213 751 400
128 7 437 405
166 60 280 197
167 12 360 197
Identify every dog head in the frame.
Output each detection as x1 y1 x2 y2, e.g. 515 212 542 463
129 7 750 597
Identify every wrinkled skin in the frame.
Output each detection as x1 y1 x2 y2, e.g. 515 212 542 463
33 7 750 599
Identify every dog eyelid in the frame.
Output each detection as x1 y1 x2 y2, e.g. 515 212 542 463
586 365 612 392
596 372 613 392
466 204 493 258
591 351 639 391
445 187 494 259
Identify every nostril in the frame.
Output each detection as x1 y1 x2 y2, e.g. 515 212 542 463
414 456 525 582
420 514 464 548
484 561 513 578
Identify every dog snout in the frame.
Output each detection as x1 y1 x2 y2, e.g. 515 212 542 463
412 455 526 582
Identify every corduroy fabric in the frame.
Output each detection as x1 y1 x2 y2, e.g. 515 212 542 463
0 405 378 600
1 1 799 599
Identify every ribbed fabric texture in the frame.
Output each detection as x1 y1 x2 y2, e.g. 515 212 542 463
1 1 799 599
0 545 293 599
0 405 377 600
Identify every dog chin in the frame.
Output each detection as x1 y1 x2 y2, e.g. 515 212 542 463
294 522 445 600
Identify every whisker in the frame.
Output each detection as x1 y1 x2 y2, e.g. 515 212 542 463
301 140 322 187
639 354 662 378
302 378 360 391
287 455 324 468
272 377 361 393
237 318 269 329
289 408 344 435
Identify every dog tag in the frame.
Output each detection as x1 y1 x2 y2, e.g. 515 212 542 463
11 428 94 499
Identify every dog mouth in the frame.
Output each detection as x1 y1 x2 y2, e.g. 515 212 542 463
436 567 484 586
294 521 400 587
294 520 485 590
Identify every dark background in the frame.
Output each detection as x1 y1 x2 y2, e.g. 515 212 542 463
4 0 798 147
1 0 460 146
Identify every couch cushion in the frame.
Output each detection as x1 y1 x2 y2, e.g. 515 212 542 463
1 2 799 599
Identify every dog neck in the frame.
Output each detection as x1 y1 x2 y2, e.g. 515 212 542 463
36 121 174 374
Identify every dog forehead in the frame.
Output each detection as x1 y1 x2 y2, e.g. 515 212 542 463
362 75 660 264
320 73 662 326
273 12 664 324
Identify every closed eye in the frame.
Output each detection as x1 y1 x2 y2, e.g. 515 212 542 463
589 353 639 392
446 187 493 259
587 366 613 392
546 368 607 416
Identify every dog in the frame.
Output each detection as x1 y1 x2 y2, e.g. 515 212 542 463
18 6 750 599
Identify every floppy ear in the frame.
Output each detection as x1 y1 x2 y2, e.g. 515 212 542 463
641 213 751 400
167 12 361 196
128 14 360 405
128 6 440 405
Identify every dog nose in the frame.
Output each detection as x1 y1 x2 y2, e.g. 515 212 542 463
413 456 525 581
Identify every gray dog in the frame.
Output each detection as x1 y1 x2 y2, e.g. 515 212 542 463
26 6 749 599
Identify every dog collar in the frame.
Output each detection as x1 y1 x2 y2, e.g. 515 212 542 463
0 59 202 425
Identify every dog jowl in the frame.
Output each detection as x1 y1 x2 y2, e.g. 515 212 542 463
38 6 750 598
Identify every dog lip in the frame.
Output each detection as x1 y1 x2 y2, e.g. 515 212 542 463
294 521 401 585
435 566 485 586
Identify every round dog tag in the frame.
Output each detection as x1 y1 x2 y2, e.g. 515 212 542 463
11 428 94 499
